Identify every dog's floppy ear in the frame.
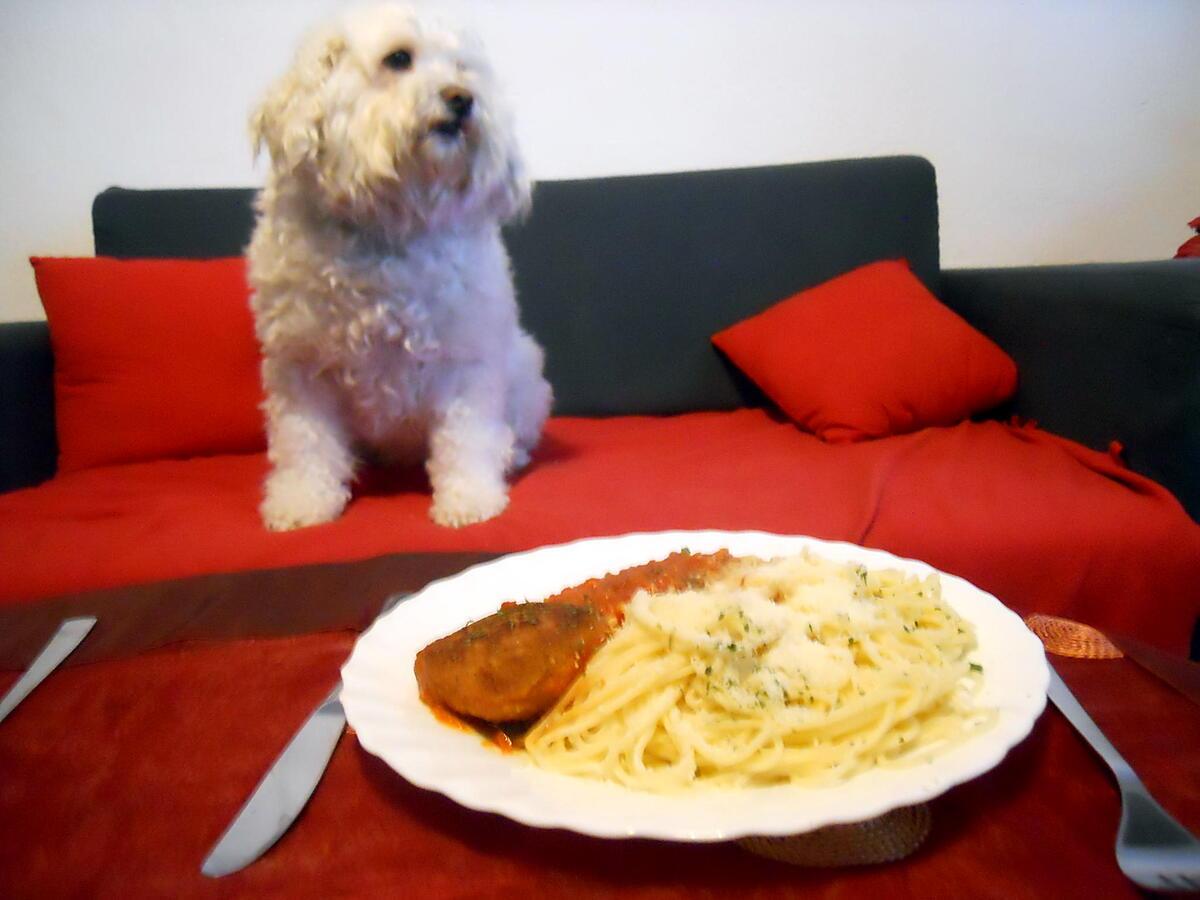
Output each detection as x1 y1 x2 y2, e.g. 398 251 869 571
480 130 532 225
250 27 346 172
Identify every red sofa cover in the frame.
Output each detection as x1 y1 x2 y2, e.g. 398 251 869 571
2 409 1197 655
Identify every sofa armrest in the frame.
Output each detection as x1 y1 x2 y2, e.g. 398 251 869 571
940 260 1200 521
0 320 56 493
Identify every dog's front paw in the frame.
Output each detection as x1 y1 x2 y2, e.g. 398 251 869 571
429 482 509 528
260 468 349 531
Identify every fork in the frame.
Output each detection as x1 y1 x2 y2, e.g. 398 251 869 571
1047 666 1200 892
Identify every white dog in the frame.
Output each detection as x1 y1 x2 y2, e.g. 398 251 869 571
247 4 552 530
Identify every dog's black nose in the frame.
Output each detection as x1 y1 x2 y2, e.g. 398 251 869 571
443 90 474 122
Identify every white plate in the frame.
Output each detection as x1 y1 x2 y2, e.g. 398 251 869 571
341 531 1049 841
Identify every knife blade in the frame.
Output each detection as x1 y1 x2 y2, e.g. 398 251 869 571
201 591 412 878
201 684 347 877
0 616 97 725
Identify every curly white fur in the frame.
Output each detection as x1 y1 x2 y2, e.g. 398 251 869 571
247 4 551 530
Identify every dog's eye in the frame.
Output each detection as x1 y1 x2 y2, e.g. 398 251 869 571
382 48 413 71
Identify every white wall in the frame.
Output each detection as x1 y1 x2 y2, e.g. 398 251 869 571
2 0 1197 323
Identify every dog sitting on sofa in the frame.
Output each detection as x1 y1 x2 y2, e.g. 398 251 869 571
246 4 552 531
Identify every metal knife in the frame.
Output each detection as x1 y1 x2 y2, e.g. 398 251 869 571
201 591 412 878
0 616 97 725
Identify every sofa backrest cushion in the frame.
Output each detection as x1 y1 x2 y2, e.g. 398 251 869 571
92 155 940 416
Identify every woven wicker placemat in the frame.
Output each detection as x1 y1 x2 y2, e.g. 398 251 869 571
737 802 931 866
1024 614 1123 659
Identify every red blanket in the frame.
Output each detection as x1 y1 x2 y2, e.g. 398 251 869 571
1 411 1197 652
1 627 1197 897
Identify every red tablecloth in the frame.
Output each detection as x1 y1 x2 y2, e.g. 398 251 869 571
1 554 1197 898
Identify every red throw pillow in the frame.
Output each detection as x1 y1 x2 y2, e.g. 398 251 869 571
711 259 1017 442
30 257 265 472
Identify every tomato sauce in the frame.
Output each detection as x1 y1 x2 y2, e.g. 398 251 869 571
542 549 733 625
423 695 523 753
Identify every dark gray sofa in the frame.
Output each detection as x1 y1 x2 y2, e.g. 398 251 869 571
3 155 1197 523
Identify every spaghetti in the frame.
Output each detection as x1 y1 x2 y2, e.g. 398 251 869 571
522 551 993 792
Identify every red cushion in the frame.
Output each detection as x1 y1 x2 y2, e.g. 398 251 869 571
1 412 1196 654
30 257 265 472
711 260 1018 442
